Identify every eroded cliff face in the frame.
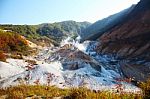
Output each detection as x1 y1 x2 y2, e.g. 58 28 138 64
96 0 150 81
97 0 150 58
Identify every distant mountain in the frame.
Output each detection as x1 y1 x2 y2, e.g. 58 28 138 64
37 21 91 42
80 5 135 42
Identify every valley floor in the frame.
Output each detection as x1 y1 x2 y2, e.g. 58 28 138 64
0 37 144 98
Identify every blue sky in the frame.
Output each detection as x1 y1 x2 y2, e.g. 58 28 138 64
0 0 140 24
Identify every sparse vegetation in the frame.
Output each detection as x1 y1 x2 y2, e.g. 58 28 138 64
25 59 37 65
0 85 143 99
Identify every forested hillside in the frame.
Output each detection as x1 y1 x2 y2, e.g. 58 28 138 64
0 21 91 44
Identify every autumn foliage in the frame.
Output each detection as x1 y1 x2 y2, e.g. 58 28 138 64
0 30 29 53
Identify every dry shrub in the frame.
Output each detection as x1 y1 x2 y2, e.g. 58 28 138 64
139 79 150 99
0 51 6 62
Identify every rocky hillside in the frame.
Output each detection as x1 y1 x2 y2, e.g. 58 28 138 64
97 0 150 57
96 0 150 81
80 5 135 42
